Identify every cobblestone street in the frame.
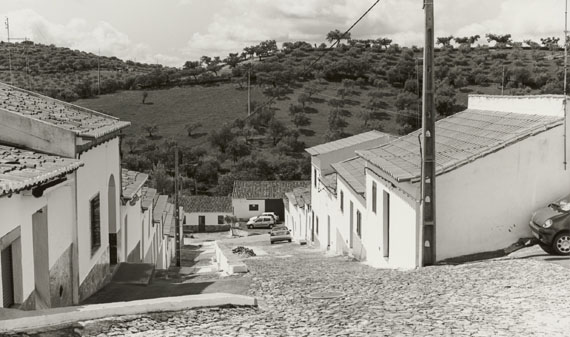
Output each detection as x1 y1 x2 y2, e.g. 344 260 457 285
34 238 570 336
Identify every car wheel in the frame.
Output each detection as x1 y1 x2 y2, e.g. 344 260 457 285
553 232 570 255
269 224 274 229
247 225 253 229
288 239 292 243
539 242 556 255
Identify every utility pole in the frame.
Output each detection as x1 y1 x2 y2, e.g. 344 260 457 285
174 147 181 267
501 65 505 95
421 0 436 266
247 64 251 116
98 49 101 95
564 0 568 171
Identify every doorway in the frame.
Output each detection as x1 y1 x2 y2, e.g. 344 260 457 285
349 201 354 249
1 245 14 307
198 216 206 232
108 175 117 265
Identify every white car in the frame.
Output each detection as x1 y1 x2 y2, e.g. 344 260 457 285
247 215 275 229
248 212 279 223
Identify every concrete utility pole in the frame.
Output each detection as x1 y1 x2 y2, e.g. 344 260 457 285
174 147 181 267
421 0 436 266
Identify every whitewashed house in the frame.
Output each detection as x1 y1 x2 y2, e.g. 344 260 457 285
153 195 175 270
120 169 149 263
306 131 394 251
284 186 312 243
180 196 233 232
307 94 570 269
0 146 82 309
232 180 309 221
0 83 130 301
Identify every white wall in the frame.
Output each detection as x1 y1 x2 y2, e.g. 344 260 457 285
0 176 75 307
76 137 120 283
233 199 265 220
468 95 565 117
121 196 144 263
185 212 232 227
364 170 419 269
311 161 340 250
335 178 366 257
437 125 570 260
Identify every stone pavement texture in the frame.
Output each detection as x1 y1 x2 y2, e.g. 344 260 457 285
13 240 570 337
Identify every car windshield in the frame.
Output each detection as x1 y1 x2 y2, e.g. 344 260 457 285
550 195 570 211
272 226 287 231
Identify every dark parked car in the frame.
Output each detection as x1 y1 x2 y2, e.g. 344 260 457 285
529 194 570 255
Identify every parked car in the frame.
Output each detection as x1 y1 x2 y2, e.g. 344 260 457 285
529 194 570 255
270 225 292 244
248 212 280 223
247 215 275 229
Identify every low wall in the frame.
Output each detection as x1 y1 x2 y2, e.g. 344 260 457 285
184 224 231 233
214 241 248 275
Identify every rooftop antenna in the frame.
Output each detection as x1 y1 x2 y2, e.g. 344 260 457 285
564 0 568 171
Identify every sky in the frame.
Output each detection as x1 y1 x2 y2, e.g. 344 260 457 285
1 0 568 67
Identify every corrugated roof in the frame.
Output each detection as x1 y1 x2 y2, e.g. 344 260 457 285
319 173 337 193
331 157 366 196
121 169 148 199
141 187 157 210
0 144 83 196
306 130 390 156
357 109 563 182
180 195 233 213
232 180 310 199
0 83 130 138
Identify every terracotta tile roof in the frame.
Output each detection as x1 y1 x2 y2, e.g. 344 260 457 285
232 180 310 199
153 195 169 223
331 157 366 197
121 169 148 199
357 109 563 183
306 131 392 156
0 144 83 196
180 195 233 213
319 173 337 193
0 83 130 138
141 187 157 210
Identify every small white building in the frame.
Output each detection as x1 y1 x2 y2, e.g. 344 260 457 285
152 195 176 270
120 169 149 263
0 82 130 301
0 145 82 309
181 196 233 232
284 187 312 243
232 180 309 221
307 131 394 251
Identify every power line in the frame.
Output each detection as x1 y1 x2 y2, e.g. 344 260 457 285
244 0 382 120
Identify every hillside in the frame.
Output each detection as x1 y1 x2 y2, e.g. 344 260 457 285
5 38 568 196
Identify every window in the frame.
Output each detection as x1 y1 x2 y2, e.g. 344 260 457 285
382 191 390 258
356 210 362 237
372 182 377 213
90 194 101 254
218 215 224 224
340 190 344 212
249 204 259 211
314 169 317 188
316 216 319 234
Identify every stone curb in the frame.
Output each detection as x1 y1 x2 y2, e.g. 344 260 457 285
0 293 257 333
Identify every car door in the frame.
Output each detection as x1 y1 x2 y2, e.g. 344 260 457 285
254 218 264 228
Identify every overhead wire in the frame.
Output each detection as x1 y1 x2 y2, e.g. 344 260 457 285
244 0 383 120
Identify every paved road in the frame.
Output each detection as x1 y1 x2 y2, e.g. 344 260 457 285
507 244 570 269
37 238 570 336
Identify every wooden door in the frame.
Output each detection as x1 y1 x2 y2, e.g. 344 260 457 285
1 246 14 308
198 216 206 232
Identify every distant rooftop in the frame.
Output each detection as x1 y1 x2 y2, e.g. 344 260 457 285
180 195 233 213
0 83 130 138
292 187 311 207
331 157 367 197
0 144 83 196
319 173 337 194
153 195 169 223
141 187 157 210
358 109 563 183
121 169 148 199
232 180 310 199
306 131 392 156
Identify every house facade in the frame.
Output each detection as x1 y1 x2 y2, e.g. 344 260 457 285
120 169 149 263
0 83 130 301
181 196 233 232
284 187 312 244
0 146 83 309
232 180 310 221
309 94 570 269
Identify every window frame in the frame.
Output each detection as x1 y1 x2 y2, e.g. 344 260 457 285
249 204 259 211
356 210 362 237
340 190 344 213
90 193 101 255
218 215 224 225
372 181 377 213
